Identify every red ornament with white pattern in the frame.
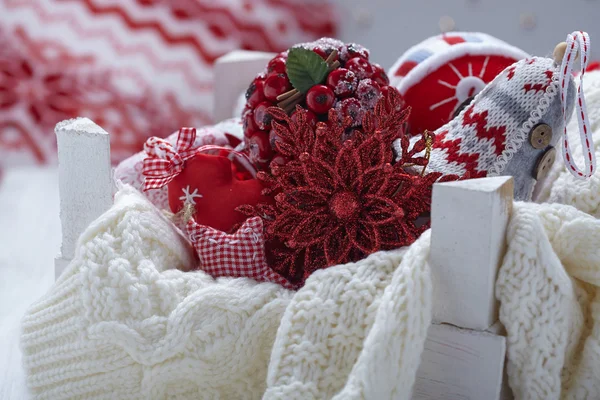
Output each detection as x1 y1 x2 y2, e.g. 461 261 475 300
241 38 400 170
388 32 529 135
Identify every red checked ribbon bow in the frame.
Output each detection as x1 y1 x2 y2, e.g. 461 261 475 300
142 127 255 191
142 127 199 190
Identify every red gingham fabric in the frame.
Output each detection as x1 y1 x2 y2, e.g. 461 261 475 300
186 216 296 289
142 127 198 190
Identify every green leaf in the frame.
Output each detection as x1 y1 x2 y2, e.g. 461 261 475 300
286 47 329 94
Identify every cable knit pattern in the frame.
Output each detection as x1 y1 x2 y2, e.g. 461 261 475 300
20 185 293 400
496 202 600 400
20 184 433 400
264 232 432 400
536 70 600 215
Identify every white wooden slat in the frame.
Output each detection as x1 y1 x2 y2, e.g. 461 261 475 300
413 323 507 400
54 118 113 279
213 50 276 122
429 176 514 331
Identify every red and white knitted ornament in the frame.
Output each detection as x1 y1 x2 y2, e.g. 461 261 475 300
388 32 529 134
404 31 597 200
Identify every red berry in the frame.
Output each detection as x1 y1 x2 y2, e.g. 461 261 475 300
246 130 273 164
371 63 390 86
291 108 318 127
267 57 287 75
313 46 339 62
246 78 265 108
380 85 391 98
269 129 280 150
243 109 260 136
335 97 364 126
270 155 288 167
254 101 273 130
345 57 373 80
306 85 335 114
356 79 381 109
263 73 291 102
341 43 369 62
326 68 358 98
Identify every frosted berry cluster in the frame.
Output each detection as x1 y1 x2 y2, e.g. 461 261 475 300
241 38 394 170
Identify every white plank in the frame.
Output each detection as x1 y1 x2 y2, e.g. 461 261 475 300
430 176 513 330
55 118 113 279
413 323 507 400
213 50 276 122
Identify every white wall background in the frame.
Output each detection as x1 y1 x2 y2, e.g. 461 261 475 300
334 0 599 71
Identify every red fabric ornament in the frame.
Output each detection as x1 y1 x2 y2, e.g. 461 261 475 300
143 127 270 233
186 216 296 289
388 32 529 134
240 89 461 286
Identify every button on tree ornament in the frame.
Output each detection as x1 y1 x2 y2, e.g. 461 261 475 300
241 38 396 171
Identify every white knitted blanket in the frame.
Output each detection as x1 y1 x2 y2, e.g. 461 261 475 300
20 185 432 400
20 71 600 400
494 70 600 400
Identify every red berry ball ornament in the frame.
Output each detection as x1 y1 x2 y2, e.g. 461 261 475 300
241 37 400 172
306 85 335 114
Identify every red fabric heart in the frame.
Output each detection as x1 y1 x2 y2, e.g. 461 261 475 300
168 153 270 233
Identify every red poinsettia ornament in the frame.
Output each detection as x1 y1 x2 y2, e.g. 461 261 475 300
240 89 461 286
142 127 270 233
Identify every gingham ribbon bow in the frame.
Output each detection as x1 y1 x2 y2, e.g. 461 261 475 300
558 31 597 179
142 127 198 190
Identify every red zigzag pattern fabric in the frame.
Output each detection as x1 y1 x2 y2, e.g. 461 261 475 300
0 0 336 167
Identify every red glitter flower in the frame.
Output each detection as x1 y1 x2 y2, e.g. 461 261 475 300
240 89 460 286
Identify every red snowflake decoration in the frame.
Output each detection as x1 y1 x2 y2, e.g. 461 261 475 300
240 89 461 286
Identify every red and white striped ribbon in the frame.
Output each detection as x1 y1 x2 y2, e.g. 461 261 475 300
558 31 596 179
143 128 254 190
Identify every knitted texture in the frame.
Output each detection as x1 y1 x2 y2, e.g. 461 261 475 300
537 70 600 215
20 185 433 400
264 232 432 400
20 185 292 399
496 202 600 400
411 56 577 201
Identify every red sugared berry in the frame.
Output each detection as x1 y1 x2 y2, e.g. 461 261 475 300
356 79 381 109
270 155 288 167
335 97 364 127
246 78 265 108
267 57 287 75
243 109 260 135
246 130 273 164
291 108 318 127
345 57 373 80
313 46 339 62
341 43 369 62
326 68 358 98
263 73 291 102
306 85 335 114
254 101 273 130
269 129 280 150
371 63 389 86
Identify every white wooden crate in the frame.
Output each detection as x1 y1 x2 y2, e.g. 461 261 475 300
53 51 514 400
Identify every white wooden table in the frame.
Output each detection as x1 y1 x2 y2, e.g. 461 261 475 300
0 167 61 400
